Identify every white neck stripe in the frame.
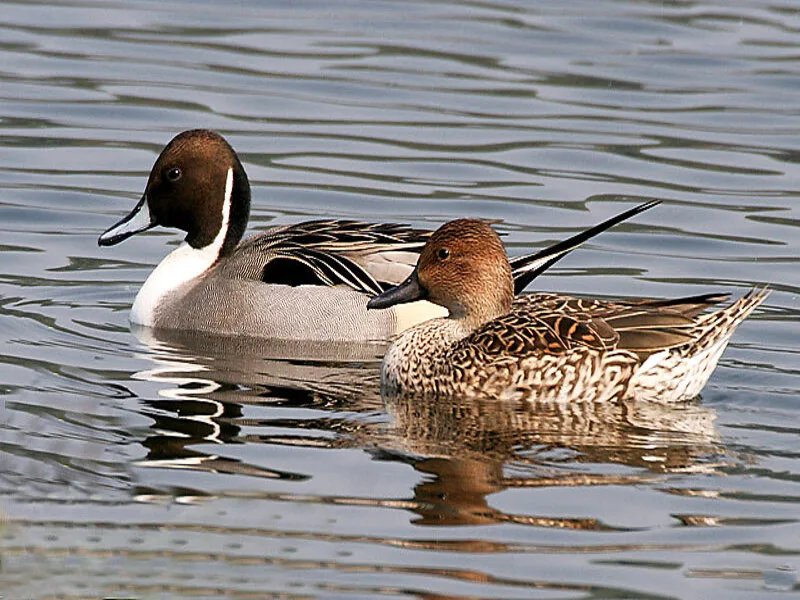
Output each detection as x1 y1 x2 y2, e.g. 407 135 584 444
216 166 233 253
130 167 234 326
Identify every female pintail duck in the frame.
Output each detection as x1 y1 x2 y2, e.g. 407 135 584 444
368 219 769 402
98 129 658 341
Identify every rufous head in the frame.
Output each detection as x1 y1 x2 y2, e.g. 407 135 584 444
368 219 514 327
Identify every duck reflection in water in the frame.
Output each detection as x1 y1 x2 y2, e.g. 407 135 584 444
130 326 385 494
128 326 724 529
375 392 720 527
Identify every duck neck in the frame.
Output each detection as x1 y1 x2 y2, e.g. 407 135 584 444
220 160 250 256
451 307 498 332
132 167 249 328
185 164 250 258
449 290 513 332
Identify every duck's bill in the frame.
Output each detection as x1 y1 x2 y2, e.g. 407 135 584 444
367 269 427 310
98 195 155 247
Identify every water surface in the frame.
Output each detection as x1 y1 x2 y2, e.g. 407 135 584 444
1 1 798 598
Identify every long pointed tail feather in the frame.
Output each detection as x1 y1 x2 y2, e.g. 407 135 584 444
510 199 661 295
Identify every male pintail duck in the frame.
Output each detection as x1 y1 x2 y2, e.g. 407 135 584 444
368 218 769 402
98 129 658 341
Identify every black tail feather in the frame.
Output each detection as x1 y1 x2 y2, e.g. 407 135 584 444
510 199 661 295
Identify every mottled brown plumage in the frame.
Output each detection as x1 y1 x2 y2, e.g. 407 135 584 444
369 219 769 402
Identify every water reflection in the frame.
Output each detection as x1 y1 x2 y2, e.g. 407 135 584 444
130 326 722 527
378 392 720 527
131 327 385 489
134 325 385 413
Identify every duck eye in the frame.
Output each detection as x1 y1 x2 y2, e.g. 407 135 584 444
437 247 450 260
166 167 182 182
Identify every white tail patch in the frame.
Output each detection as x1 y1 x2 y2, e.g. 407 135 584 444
131 167 234 326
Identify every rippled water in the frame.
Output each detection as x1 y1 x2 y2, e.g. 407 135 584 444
1 0 798 598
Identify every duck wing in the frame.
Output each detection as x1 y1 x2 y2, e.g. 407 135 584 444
230 199 661 297
620 292 730 317
465 299 620 357
232 220 430 295
514 292 731 357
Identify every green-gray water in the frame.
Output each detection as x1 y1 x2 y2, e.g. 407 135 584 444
1 1 798 598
